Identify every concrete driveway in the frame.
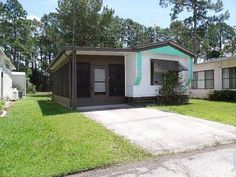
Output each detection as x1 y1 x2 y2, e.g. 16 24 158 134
83 106 236 154
69 143 236 177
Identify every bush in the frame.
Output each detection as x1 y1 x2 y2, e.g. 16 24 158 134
0 100 3 110
26 76 36 94
158 70 189 105
208 90 236 102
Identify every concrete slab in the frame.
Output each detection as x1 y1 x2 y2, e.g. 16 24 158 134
69 143 236 177
77 104 131 112
83 107 236 154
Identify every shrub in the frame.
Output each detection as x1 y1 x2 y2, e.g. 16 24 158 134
26 76 36 94
0 100 3 110
158 70 189 105
208 90 236 102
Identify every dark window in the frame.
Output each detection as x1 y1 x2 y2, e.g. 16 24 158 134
205 70 214 89
150 59 187 85
77 62 90 98
191 70 214 89
222 67 236 89
150 60 164 85
191 72 198 89
109 64 125 97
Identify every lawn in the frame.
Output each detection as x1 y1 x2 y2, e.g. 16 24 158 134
151 99 236 126
0 95 151 177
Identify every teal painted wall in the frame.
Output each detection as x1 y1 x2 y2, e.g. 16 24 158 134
134 45 193 86
134 52 142 85
148 46 190 58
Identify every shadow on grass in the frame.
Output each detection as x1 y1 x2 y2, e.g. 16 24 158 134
37 100 74 116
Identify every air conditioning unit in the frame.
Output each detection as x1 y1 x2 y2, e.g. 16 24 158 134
9 88 19 101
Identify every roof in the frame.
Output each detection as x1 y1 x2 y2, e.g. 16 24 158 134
48 40 196 70
195 56 236 65
0 47 16 70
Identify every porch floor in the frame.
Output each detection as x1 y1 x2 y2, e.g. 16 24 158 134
77 104 130 112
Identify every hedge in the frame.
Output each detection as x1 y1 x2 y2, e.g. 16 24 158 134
208 90 236 102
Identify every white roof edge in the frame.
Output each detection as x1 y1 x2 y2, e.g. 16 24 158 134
0 48 16 70
12 72 26 75
195 56 236 65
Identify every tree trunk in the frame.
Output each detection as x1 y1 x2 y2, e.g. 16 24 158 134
193 0 198 63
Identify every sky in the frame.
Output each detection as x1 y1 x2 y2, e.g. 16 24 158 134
4 0 236 28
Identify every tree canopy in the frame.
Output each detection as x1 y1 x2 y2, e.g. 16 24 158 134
0 0 235 91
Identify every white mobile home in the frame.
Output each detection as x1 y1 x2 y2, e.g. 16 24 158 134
0 48 16 99
12 72 27 96
48 41 195 108
191 56 236 98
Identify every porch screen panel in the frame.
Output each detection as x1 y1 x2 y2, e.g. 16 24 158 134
52 63 69 98
64 63 69 97
109 64 125 97
77 62 90 98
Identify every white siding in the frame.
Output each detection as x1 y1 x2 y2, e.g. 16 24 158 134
0 68 13 99
125 51 191 98
191 58 236 98
125 53 136 97
12 72 27 96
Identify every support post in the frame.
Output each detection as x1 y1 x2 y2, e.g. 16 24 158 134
71 50 77 109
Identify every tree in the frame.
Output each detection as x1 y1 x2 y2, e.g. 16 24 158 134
169 21 192 49
159 0 230 63
56 0 115 47
204 22 235 59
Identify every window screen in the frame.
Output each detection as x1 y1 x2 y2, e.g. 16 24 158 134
94 68 106 94
77 62 90 98
222 67 236 89
205 70 214 89
52 63 69 98
191 70 214 89
109 64 125 97
191 72 198 89
151 61 164 85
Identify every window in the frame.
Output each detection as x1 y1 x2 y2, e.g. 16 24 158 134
191 70 214 89
205 70 214 89
94 68 106 95
222 67 236 89
191 72 198 89
151 61 164 85
151 59 188 85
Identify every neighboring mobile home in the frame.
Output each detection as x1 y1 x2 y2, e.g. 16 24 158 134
0 48 16 99
48 41 195 108
12 72 27 96
191 56 236 98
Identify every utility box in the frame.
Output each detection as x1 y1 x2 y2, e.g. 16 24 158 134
9 88 19 101
12 72 26 96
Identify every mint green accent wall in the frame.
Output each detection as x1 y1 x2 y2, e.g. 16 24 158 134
134 52 142 85
148 46 190 58
133 45 193 87
185 57 193 87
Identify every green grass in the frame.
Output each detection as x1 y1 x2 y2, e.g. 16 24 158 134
150 99 236 126
0 95 151 177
